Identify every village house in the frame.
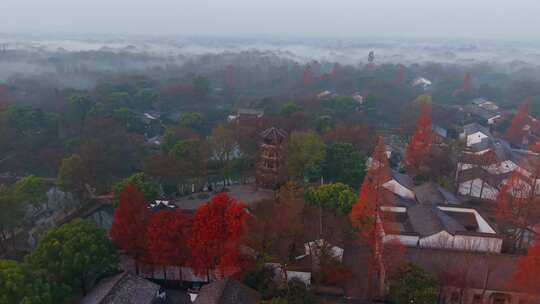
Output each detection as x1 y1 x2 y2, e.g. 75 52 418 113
462 98 502 126
191 278 260 304
81 272 164 304
381 204 503 253
455 124 536 201
408 248 540 304
412 77 432 91
383 171 416 201
228 108 264 128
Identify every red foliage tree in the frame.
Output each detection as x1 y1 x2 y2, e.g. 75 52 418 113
110 184 150 272
225 64 236 89
331 63 341 82
323 122 375 154
452 72 473 97
495 168 540 251
189 193 248 280
405 103 434 169
303 64 314 88
506 100 531 147
145 209 191 280
509 235 540 293
350 138 405 298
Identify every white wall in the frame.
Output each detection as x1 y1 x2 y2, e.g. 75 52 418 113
486 160 517 175
438 206 496 234
418 231 502 253
383 233 419 246
458 178 498 200
383 180 415 199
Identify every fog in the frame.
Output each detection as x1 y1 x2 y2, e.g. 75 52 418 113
2 0 540 88
2 0 540 41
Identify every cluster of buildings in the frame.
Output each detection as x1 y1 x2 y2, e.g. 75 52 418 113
81 97 540 303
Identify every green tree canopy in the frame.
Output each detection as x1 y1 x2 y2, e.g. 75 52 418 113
305 182 356 214
57 154 90 200
133 88 158 110
323 143 365 189
389 264 439 304
28 219 118 295
179 112 204 132
170 139 208 187
112 172 161 203
332 97 357 117
192 76 211 97
6 106 58 137
69 94 94 128
280 102 302 117
0 259 66 304
15 175 47 210
112 107 144 133
101 92 131 112
285 130 326 182
242 264 279 300
0 186 25 252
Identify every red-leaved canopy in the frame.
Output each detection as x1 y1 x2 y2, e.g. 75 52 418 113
189 192 248 279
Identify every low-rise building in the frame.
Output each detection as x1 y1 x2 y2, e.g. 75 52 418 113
192 278 260 304
381 204 502 253
408 248 540 304
81 272 164 304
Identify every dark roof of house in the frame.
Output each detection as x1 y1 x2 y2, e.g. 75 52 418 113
389 191 417 207
81 272 160 304
467 137 524 165
407 204 465 237
443 210 478 230
260 127 287 145
464 105 500 121
194 278 260 304
390 171 414 190
457 166 507 188
414 182 461 205
459 150 498 165
406 248 524 293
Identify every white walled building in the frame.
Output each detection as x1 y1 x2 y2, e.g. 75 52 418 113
380 204 502 253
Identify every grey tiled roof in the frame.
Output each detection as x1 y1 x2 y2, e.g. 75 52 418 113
407 204 465 237
390 171 414 190
194 278 260 304
414 182 460 206
260 127 287 145
81 272 160 304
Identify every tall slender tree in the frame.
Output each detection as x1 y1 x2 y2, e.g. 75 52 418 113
405 102 433 170
509 234 540 293
145 209 190 281
350 138 404 298
189 193 248 280
452 72 473 97
110 184 150 273
494 168 540 251
302 65 314 88
506 100 531 147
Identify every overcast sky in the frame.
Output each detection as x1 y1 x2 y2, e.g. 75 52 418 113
1 0 540 41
